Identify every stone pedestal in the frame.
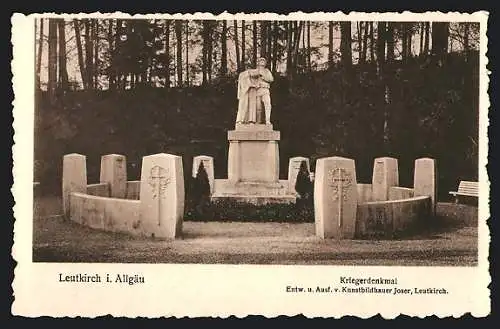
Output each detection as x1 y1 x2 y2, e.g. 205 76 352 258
212 124 296 204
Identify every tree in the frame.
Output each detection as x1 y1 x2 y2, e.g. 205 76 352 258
92 19 99 89
361 21 369 64
423 22 430 56
419 22 424 56
328 21 334 66
84 19 94 89
175 20 183 85
376 22 386 73
357 22 363 63
306 21 311 71
47 18 57 101
369 22 375 63
252 20 257 66
271 21 278 74
57 19 69 91
185 21 190 86
163 20 171 87
386 22 395 64
340 22 352 67
432 22 449 63
73 20 87 89
463 22 470 61
241 20 246 69
260 20 267 58
221 20 228 76
36 18 44 91
266 21 272 66
234 20 240 72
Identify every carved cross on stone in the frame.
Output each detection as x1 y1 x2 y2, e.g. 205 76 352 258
148 165 171 226
329 168 353 228
148 165 170 200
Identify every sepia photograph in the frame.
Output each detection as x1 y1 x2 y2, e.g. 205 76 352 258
29 14 483 266
11 11 490 318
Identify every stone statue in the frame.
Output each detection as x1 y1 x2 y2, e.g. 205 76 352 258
236 57 274 125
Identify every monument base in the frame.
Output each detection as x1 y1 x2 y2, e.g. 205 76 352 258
211 179 296 205
214 123 296 205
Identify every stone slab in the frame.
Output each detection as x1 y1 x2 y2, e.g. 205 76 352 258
288 157 311 194
372 157 399 201
100 154 127 198
314 156 358 239
413 158 437 215
62 153 87 217
192 155 215 194
139 153 184 239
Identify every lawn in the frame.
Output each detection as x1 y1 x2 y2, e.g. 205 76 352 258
32 196 478 266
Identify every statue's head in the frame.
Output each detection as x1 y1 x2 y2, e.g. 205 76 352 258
257 57 267 68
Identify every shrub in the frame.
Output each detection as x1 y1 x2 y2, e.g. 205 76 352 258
185 198 314 223
185 162 212 219
295 160 314 209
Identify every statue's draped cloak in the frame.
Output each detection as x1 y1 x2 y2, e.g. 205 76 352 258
236 70 258 124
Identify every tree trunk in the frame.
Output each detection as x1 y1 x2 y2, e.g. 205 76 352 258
369 22 375 63
432 22 449 63
286 21 292 77
84 19 93 90
207 21 213 82
301 23 306 72
424 22 430 56
406 25 412 60
386 22 395 64
107 20 115 89
57 19 69 91
73 20 87 89
260 21 267 58
175 20 183 86
307 21 311 71
361 21 368 64
357 22 362 64
241 20 246 70
115 19 123 89
164 20 170 87
185 21 189 86
340 22 352 68
252 20 257 66
328 21 334 66
401 23 407 63
266 21 272 67
92 19 99 89
419 22 424 57
463 22 470 62
292 21 304 74
234 20 240 72
48 18 58 100
271 21 278 74
202 21 207 85
221 20 228 76
376 22 386 75
36 18 44 91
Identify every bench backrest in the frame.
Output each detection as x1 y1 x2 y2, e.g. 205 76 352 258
457 181 479 196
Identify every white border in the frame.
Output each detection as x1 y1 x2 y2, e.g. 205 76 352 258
11 12 490 318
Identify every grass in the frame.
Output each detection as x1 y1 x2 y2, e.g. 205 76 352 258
32 196 478 265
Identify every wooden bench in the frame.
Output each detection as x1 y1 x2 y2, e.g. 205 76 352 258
449 181 479 203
